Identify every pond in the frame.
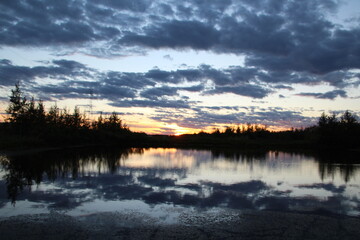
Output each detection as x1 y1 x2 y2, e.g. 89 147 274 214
0 148 359 221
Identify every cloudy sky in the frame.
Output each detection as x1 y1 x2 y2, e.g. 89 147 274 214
0 0 359 134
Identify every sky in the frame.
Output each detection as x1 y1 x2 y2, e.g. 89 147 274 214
0 0 359 135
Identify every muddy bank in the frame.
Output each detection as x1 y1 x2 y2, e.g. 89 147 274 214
0 210 359 240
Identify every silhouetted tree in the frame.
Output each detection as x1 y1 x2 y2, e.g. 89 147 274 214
6 82 27 124
317 111 360 148
340 110 357 125
224 126 235 136
3 84 135 146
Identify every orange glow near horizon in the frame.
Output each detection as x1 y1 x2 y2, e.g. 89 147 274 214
128 121 202 135
129 123 293 135
0 111 295 135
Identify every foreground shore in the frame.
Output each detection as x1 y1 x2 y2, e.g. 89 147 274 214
0 210 359 240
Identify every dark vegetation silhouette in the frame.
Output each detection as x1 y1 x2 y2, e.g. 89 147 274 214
0 83 146 148
172 112 360 150
0 84 359 150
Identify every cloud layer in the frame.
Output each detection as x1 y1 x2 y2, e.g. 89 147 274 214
1 0 359 74
1 0 359 131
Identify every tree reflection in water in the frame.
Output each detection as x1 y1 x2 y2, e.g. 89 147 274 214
0 148 143 203
316 151 360 183
0 148 359 216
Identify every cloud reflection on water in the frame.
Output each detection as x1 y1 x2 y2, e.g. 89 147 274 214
0 148 359 217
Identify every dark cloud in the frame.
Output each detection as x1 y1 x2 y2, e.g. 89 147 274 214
247 109 313 127
2 58 331 127
274 85 294 90
0 59 91 86
150 107 315 130
103 71 155 88
89 0 152 12
218 14 293 55
0 59 36 86
140 86 179 100
1 0 359 77
0 60 283 103
180 85 204 92
144 69 177 83
35 81 138 101
297 90 347 99
109 99 191 109
150 109 246 129
120 20 219 50
207 84 272 99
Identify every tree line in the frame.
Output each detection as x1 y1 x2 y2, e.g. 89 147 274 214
181 111 360 150
1 83 141 147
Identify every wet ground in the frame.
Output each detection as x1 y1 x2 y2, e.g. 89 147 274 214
0 210 359 240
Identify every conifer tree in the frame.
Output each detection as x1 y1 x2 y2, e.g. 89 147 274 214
6 83 27 123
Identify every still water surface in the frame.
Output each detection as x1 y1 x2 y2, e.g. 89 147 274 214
0 148 359 219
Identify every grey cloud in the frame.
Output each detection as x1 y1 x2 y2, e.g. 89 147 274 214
207 84 272 99
36 80 137 101
0 59 36 85
143 66 274 99
183 0 233 23
0 59 92 86
199 65 231 85
0 0 120 47
175 69 203 82
52 60 86 70
274 85 294 90
120 20 219 50
251 110 308 123
89 0 152 12
145 69 176 83
158 3 174 16
104 71 155 88
180 85 204 92
297 90 347 100
174 4 193 19
99 85 137 99
218 14 293 55
321 71 360 88
0 8 95 46
151 107 315 130
240 0 287 13
163 54 173 61
0 57 356 122
110 99 191 109
140 86 178 100
150 109 246 129
0 0 359 78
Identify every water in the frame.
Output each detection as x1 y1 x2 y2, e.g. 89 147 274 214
0 148 359 220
